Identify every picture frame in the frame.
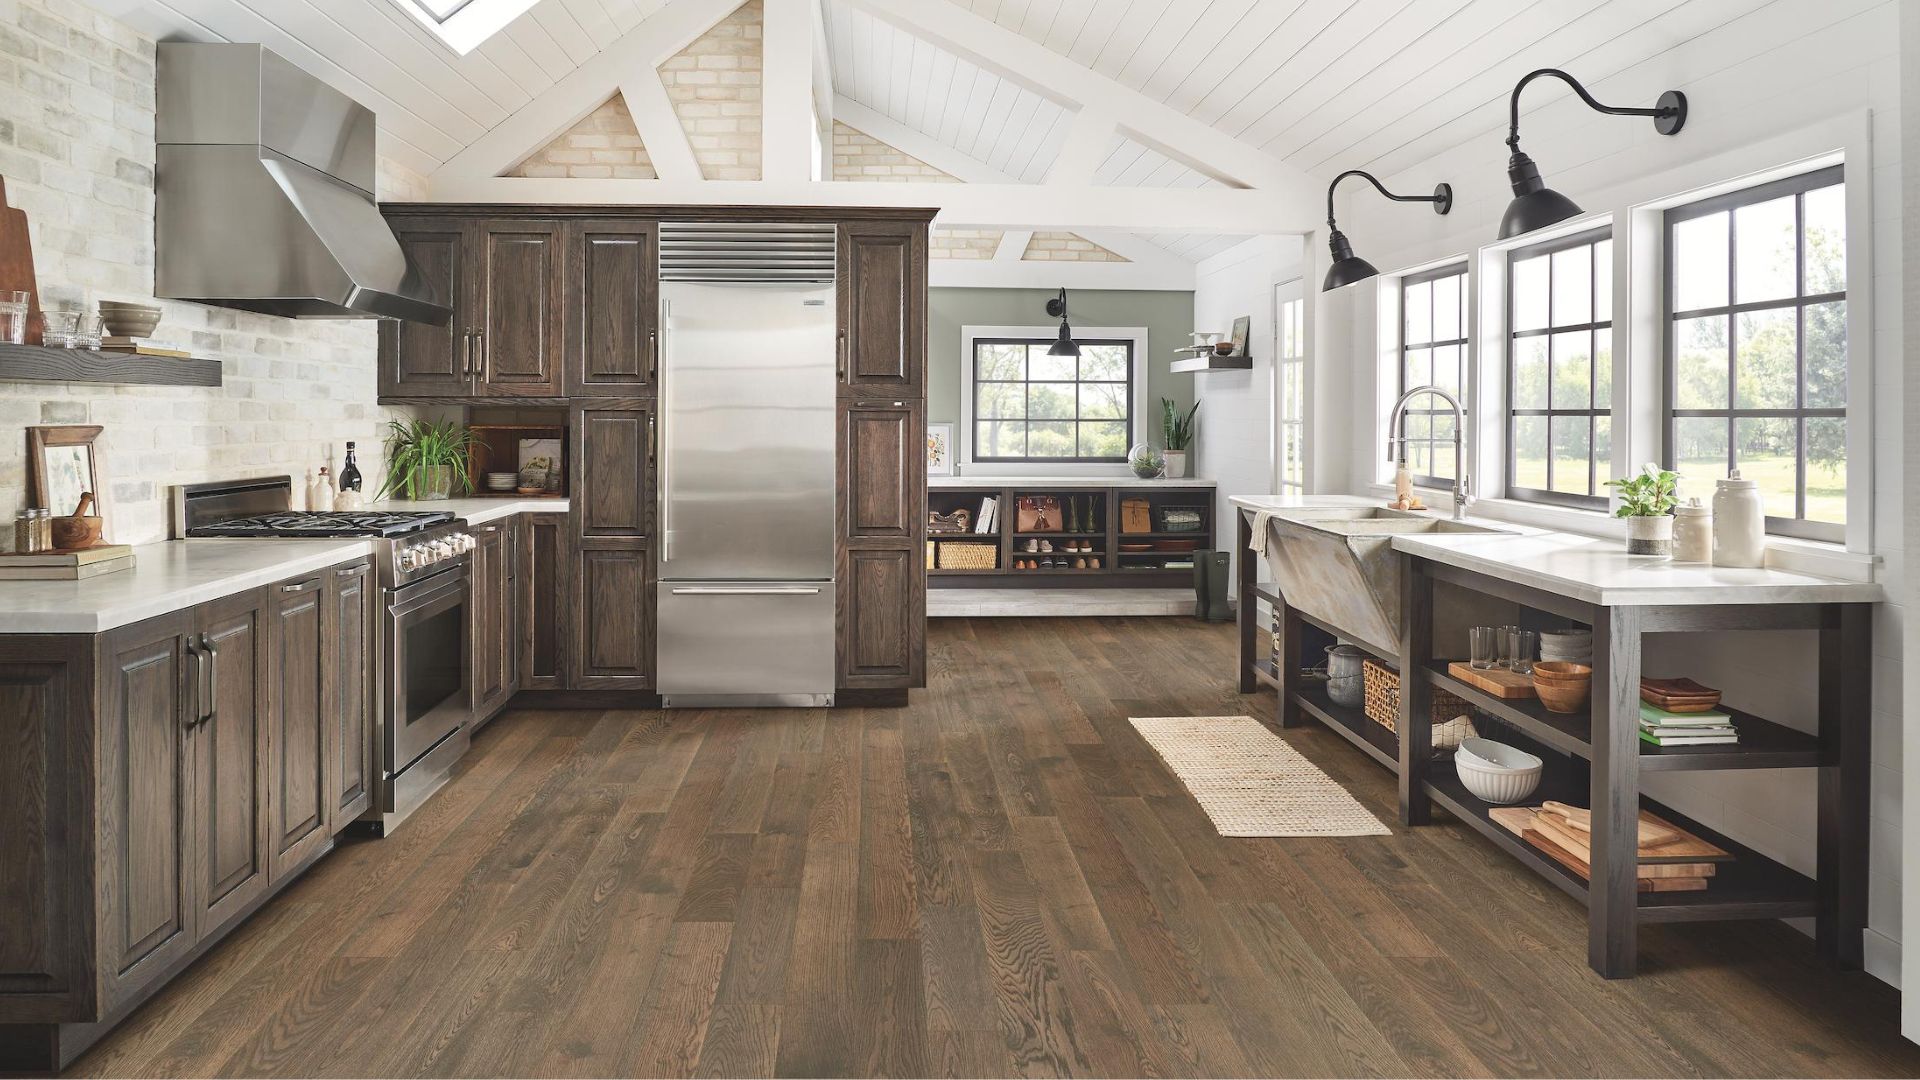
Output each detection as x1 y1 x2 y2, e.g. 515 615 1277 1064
1227 315 1251 357
926 422 954 476
28 424 103 520
517 437 563 493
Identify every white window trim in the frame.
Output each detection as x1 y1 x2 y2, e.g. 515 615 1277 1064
956 324 1151 476
1365 112 1875 573
390 0 539 55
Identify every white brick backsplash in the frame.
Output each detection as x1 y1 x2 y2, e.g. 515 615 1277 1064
0 0 430 549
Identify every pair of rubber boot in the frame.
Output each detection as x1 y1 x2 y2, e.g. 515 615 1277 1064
1191 551 1232 622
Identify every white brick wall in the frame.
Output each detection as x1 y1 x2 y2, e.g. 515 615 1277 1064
0 0 426 548
659 0 762 182
930 227 1002 260
508 93 657 180
830 120 958 184
1022 230 1128 263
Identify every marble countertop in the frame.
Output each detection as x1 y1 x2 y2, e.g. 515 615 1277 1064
363 496 569 524
933 476 1216 489
1230 493 1880 606
0 539 375 634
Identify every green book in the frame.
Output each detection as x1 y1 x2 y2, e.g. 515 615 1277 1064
1639 701 1731 726
1641 728 1738 747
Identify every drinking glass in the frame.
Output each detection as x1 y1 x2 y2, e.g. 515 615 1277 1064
1508 629 1537 674
0 290 26 344
1495 624 1519 668
1469 626 1499 669
77 314 104 350
41 309 81 348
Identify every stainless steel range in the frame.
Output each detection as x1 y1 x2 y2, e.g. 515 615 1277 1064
173 476 477 833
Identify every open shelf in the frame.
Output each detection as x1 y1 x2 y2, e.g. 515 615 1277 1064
1289 679 1398 771
0 342 222 386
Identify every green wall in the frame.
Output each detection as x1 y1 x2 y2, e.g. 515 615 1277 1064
927 287 1196 448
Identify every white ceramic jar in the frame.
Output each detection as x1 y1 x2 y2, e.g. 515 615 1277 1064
1712 473 1765 567
1673 498 1712 563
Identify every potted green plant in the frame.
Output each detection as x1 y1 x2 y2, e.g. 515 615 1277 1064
1605 463 1680 555
1161 398 1199 479
377 418 475 501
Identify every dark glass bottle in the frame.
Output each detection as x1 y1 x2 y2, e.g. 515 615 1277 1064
339 441 363 492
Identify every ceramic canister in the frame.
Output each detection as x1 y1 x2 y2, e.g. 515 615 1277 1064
1712 473 1766 567
1673 498 1712 563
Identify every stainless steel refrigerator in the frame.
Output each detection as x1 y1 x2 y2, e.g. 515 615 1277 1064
655 222 838 707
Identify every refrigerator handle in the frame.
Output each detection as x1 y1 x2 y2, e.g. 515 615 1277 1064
836 328 847 381
659 301 671 565
647 327 658 383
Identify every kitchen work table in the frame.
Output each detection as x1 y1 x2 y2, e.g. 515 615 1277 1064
1233 500 1882 979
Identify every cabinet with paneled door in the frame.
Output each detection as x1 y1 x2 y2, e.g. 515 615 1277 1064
571 399 655 689
837 220 926 397
567 219 659 394
471 520 517 724
379 216 565 400
518 511 571 690
325 559 375 826
837 400 926 690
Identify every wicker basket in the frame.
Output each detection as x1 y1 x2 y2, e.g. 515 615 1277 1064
936 541 999 570
926 541 937 571
1362 658 1475 749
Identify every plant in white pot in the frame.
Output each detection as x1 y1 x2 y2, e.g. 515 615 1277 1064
378 418 476 501
1605 463 1680 556
1161 398 1198 479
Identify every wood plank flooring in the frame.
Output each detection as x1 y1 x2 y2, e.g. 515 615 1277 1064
69 618 1920 1078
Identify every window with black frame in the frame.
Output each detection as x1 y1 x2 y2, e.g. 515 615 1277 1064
1398 264 1468 485
971 337 1132 463
1507 229 1613 506
1664 165 1846 541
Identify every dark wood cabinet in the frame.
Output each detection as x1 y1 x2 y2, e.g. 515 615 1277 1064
267 577 330 882
838 221 925 395
574 542 653 689
843 400 923 540
471 521 517 723
378 217 469 399
568 220 658 394
519 512 571 690
190 591 270 939
573 400 652 540
838 547 923 687
324 560 374 829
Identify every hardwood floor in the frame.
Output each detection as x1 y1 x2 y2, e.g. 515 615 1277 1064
69 618 1919 1078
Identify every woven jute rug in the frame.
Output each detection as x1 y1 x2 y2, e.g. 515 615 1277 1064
1129 715 1391 837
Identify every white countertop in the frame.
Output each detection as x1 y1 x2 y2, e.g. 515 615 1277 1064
1230 494 1881 607
933 475 1216 489
0 498 570 634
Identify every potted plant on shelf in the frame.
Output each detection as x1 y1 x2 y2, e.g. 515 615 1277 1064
378 417 475 501
1161 398 1199 479
1605 463 1680 555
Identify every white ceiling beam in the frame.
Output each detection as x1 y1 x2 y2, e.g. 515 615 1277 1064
422 176 1310 233
810 0 834 179
837 0 1314 200
618 71 701 182
434 0 739 181
833 97 1012 183
931 256 1194 291
1045 107 1116 187
762 0 814 182
993 231 1033 262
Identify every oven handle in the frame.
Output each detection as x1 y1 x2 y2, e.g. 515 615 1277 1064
669 586 823 596
389 568 468 621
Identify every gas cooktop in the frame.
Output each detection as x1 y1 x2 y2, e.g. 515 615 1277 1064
188 510 454 539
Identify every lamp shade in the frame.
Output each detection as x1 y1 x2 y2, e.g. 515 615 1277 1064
1047 318 1080 357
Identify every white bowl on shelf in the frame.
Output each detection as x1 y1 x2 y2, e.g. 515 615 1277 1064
1454 737 1543 805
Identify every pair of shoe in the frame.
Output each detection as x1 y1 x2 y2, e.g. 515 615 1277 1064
1022 538 1056 553
1059 540 1094 553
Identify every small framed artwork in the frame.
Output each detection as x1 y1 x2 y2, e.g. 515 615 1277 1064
517 437 563 493
28 424 103 518
1227 316 1251 357
926 422 954 476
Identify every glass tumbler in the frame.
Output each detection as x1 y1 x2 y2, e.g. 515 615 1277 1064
1508 629 1537 674
0 291 26 344
41 309 81 348
1469 626 1499 669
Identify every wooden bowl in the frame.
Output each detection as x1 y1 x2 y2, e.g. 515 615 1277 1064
1154 538 1198 552
51 515 103 549
1118 542 1153 552
1534 679 1591 714
1531 661 1592 680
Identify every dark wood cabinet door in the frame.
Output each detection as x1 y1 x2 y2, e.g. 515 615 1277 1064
519 512 571 690
568 220 658 394
191 589 269 939
323 560 374 830
573 541 653 689
96 611 195 1009
573 401 652 539
476 219 564 397
378 216 471 398
838 222 925 394
471 522 517 722
837 546 923 688
843 401 923 540
267 577 330 881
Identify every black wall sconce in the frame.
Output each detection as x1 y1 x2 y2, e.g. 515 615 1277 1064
1500 68 1688 239
1044 287 1079 357
1322 170 1452 291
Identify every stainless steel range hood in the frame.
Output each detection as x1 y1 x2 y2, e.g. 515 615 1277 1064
154 43 452 325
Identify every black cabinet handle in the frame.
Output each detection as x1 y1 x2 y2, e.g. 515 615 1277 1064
648 327 658 382
200 632 219 728
837 329 848 380
184 638 203 730
462 329 474 375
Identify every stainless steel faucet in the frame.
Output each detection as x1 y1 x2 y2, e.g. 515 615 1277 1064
1386 385 1472 520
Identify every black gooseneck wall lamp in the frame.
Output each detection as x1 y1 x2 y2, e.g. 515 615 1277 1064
1499 68 1688 240
1044 287 1079 357
1321 170 1452 292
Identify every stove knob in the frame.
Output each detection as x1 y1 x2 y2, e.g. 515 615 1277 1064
399 547 418 571
431 540 453 560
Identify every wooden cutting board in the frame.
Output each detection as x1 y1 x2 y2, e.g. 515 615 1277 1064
1539 801 1730 863
0 177 41 345
1531 813 1714 878
1522 828 1708 892
1447 661 1536 699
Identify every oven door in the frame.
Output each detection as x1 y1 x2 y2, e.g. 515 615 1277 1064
386 566 471 775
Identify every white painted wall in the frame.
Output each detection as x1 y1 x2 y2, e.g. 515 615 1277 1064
1191 235 1304 598
1311 0 1907 995
1900 0 1920 1041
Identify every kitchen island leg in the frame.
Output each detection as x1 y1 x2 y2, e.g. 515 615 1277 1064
1816 601 1871 969
1236 510 1257 694
1589 605 1643 978
1398 553 1433 826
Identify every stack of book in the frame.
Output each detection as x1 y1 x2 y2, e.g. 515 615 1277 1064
0 544 135 579
972 496 999 533
1639 676 1736 747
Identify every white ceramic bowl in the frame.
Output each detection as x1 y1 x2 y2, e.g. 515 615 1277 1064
1454 737 1544 805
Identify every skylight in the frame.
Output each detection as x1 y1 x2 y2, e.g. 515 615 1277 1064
390 0 539 54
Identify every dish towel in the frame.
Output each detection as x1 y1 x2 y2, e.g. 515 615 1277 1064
1248 508 1281 560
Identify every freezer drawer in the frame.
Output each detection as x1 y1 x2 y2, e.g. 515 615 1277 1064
657 581 836 706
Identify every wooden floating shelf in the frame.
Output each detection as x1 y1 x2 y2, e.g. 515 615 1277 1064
0 342 222 387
